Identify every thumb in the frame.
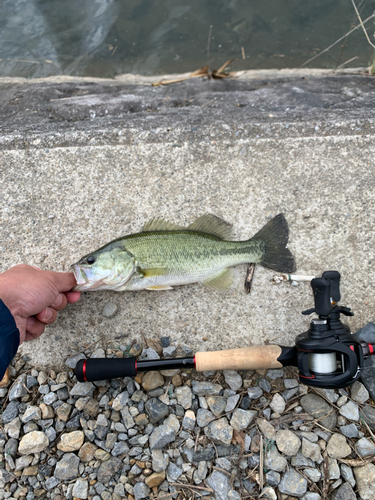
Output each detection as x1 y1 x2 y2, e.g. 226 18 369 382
47 271 77 292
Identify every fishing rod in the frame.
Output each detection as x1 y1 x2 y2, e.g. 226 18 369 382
75 271 375 389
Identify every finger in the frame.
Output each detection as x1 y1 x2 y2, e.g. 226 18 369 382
24 330 45 342
51 293 68 311
35 307 57 325
46 271 77 293
26 317 46 337
66 291 81 303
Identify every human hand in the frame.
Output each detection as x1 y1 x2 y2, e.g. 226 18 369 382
0 264 80 345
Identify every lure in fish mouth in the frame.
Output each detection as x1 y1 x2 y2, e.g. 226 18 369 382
71 213 296 292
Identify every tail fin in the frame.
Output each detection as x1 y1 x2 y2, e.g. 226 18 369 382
252 214 296 273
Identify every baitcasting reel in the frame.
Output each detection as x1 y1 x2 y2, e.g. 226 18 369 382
293 271 375 388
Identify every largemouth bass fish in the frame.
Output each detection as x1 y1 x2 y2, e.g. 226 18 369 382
71 213 296 292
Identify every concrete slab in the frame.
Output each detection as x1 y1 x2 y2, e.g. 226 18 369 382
1 71 375 370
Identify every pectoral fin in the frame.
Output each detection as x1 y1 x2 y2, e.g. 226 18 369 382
203 268 239 291
141 268 169 278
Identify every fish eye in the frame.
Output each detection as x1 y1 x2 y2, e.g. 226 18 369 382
87 256 96 265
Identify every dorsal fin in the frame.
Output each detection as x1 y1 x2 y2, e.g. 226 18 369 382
143 217 185 232
187 214 234 240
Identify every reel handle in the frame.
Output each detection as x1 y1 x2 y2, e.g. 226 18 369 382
310 277 332 316
322 270 341 302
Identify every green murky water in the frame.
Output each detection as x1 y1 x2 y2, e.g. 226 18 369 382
0 0 374 78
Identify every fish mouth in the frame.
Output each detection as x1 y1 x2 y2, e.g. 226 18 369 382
71 265 92 291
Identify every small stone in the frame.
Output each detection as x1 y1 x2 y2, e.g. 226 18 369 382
291 452 315 467
247 386 263 399
149 425 176 449
72 478 88 499
276 429 301 456
223 370 242 391
172 374 182 387
339 423 358 439
266 369 284 380
328 458 340 480
152 449 169 472
45 476 60 490
360 406 375 430
145 398 169 423
129 343 143 356
65 353 86 369
112 391 130 411
5 417 21 439
225 394 240 412
331 482 356 500
54 453 80 480
142 371 165 391
134 413 149 426
265 446 287 472
197 409 215 427
163 346 176 357
97 457 122 483
78 442 97 462
207 396 227 416
182 410 196 431
270 393 286 414
191 381 222 396
303 468 321 482
55 402 72 422
18 431 49 455
121 406 135 428
354 463 375 500
145 471 166 487
351 381 369 404
21 406 41 423
94 449 110 461
9 375 28 400
133 482 150 500
259 379 271 392
205 417 233 447
230 409 257 431
164 413 180 434
102 302 118 318
167 462 183 481
266 470 280 486
43 392 58 405
1 401 19 423
300 394 337 429
160 337 170 347
356 437 375 458
175 386 193 409
206 470 230 500
339 401 359 421
301 438 322 462
278 468 307 497
141 347 160 360
57 430 85 452
83 398 100 418
39 403 55 419
284 378 299 389
70 382 94 397
283 387 299 401
327 433 351 459
257 418 276 440
340 463 356 487
112 441 130 456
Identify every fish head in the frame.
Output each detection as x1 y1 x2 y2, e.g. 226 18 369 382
71 244 135 291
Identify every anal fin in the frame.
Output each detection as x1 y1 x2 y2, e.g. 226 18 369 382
203 268 239 291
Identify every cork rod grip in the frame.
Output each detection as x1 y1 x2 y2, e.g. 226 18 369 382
195 345 283 372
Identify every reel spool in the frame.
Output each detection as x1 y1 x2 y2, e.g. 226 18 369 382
295 271 374 388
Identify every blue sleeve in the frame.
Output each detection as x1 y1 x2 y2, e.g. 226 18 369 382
0 299 20 380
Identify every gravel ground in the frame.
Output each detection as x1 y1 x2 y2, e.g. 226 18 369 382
1 337 375 500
